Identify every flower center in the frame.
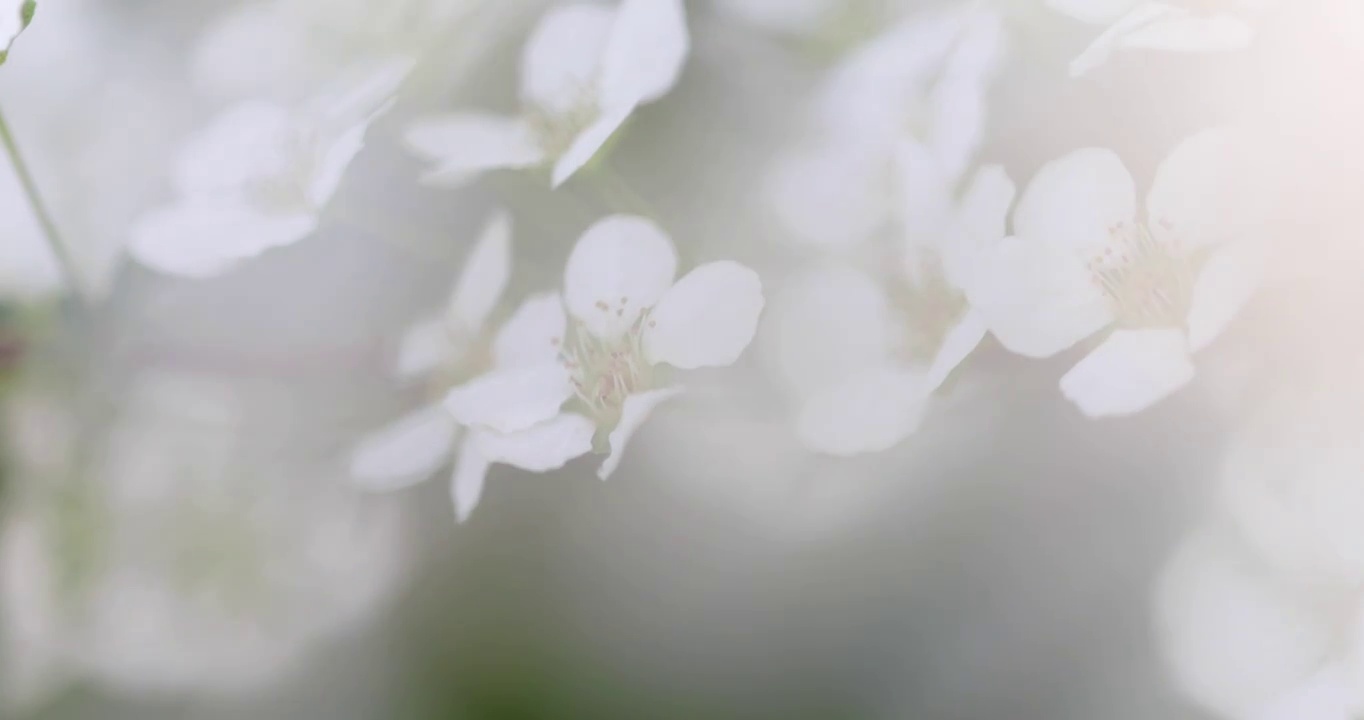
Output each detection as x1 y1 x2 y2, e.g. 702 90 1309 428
890 252 969 365
555 305 656 431
1085 219 1202 329
526 90 601 160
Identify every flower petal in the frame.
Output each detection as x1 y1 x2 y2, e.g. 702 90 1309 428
761 265 893 394
403 113 545 187
796 367 927 456
1147 126 1262 250
493 292 567 369
444 363 574 434
946 164 1015 287
925 9 1002 181
1186 242 1267 353
1067 2 1182 76
925 309 987 392
1251 668 1355 720
448 210 512 334
129 200 317 278
519 4 615 115
1013 147 1137 257
1119 12 1255 53
1046 0 1142 25
474 413 596 471
173 100 293 196
765 142 889 249
450 433 491 523
644 261 764 370
563 214 677 340
350 404 457 491
599 0 690 109
599 387 682 479
1059 328 1195 417
395 317 455 378
971 235 1112 358
550 101 635 187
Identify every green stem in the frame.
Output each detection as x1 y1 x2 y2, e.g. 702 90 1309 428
0 104 89 307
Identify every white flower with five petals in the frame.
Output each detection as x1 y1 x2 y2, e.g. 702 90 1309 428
1049 0 1274 76
443 215 764 507
766 165 1013 456
129 58 412 278
403 0 688 189
974 127 1269 418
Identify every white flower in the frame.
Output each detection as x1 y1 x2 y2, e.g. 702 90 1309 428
403 0 689 189
765 166 1013 456
0 371 410 707
765 5 1002 248
1155 530 1337 720
348 211 594 523
974 127 1269 418
0 0 34 65
444 214 764 494
128 57 412 278
1049 0 1272 76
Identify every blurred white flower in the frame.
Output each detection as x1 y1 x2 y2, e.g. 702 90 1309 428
974 127 1269 418
404 0 689 188
445 214 764 498
1 371 410 707
765 6 1002 248
128 58 412 278
765 166 1013 456
347 211 584 523
193 0 477 102
1049 0 1272 76
0 0 33 65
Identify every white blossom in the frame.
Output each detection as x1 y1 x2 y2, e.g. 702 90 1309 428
443 214 763 503
974 127 1270 418
765 165 1013 456
1049 0 1274 76
403 0 689 189
128 58 412 278
765 5 1002 248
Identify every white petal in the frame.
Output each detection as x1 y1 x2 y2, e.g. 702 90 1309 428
1251 668 1355 720
971 235 1112 358
493 292 567 369
763 265 893 393
350 404 457 491
599 387 682 479
304 56 414 126
448 210 512 333
949 164 1015 284
128 200 316 278
796 368 927 457
395 317 456 378
444 363 574 434
474 413 596 471
1013 147 1137 257
519 3 614 115
1059 328 1194 417
173 101 293 196
711 0 831 35
1046 0 1142 24
925 309 987 392
403 114 545 187
896 139 956 252
550 101 635 187
1156 532 1332 720
1147 126 1261 249
1186 242 1267 353
306 118 368 208
765 142 889 249
450 433 491 523
1068 3 1182 76
925 9 1002 181
599 0 690 109
1119 13 1255 53
644 261 764 369
563 215 677 340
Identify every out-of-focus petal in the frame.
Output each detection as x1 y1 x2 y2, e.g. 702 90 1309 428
395 317 455 378
1059 328 1195 417
563 214 677 340
350 404 457 491
599 0 689 109
796 367 927 456
444 363 574 434
1147 126 1263 250
450 433 491 523
474 413 596 471
519 4 615 115
765 142 888 249
1046 0 1141 25
448 210 512 334
924 309 987 392
761 265 892 394
1067 2 1180 76
1186 242 1267 353
403 113 545 187
128 200 317 278
599 387 682 479
173 101 293 196
644 261 764 370
550 101 635 187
